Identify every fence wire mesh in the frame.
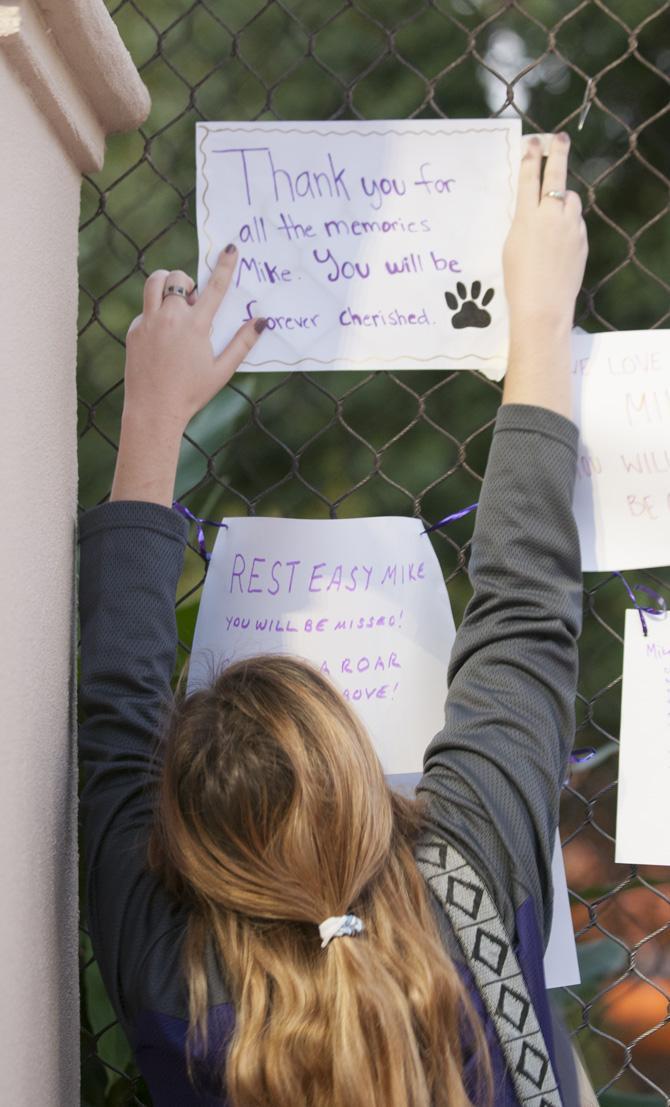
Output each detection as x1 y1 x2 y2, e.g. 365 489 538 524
77 1 670 1103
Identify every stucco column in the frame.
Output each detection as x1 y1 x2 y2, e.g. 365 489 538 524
0 2 150 1101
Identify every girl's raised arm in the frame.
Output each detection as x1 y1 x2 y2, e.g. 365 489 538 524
417 132 588 947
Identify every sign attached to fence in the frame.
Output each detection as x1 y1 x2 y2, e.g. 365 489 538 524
195 120 521 380
186 514 579 988
571 329 670 570
186 516 456 777
615 608 670 865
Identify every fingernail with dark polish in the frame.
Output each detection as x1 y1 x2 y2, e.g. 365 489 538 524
254 318 268 334
224 243 237 254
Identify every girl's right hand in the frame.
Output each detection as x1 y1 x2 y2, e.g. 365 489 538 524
503 131 588 341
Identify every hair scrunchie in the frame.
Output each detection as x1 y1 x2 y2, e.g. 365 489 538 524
318 914 364 949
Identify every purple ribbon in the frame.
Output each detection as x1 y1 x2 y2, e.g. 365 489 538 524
422 502 479 534
570 747 596 764
172 500 228 563
613 571 666 638
563 745 597 786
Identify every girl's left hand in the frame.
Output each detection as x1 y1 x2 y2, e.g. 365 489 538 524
122 245 266 431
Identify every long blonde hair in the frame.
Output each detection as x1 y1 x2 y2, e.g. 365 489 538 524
147 653 491 1106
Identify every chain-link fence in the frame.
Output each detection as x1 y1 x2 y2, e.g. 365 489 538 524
78 1 670 1103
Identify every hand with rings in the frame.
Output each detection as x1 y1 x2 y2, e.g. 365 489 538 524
123 244 267 431
502 131 588 342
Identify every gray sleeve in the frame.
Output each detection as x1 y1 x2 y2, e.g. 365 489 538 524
77 499 191 1030
416 402 582 945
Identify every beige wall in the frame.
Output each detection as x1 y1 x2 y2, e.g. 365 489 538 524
0 2 149 1101
0 47 81 1104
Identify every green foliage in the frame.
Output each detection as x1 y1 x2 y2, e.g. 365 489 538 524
576 938 630 986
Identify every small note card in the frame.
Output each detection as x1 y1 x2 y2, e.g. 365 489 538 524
615 608 670 865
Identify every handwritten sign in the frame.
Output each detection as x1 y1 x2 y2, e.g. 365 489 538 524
615 609 670 865
187 515 579 987
571 329 670 570
195 120 521 380
186 517 455 776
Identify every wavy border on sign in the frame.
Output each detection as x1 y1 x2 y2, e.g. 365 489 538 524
196 123 516 369
237 352 503 368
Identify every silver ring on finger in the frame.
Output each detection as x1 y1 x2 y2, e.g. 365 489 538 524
162 270 194 301
543 189 567 202
162 283 189 302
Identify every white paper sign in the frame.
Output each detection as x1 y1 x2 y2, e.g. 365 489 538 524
615 608 670 865
195 120 521 380
186 517 455 776
187 516 578 987
571 329 670 570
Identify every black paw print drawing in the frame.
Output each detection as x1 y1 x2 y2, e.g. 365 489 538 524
445 281 494 329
